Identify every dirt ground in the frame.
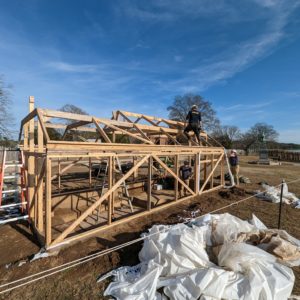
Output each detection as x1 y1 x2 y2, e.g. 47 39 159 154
0 155 299 299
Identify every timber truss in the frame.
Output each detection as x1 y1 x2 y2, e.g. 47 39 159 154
19 96 225 249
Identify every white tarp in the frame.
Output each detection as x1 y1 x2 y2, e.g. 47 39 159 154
98 213 300 300
255 183 300 208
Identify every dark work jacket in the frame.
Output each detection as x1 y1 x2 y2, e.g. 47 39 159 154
186 110 201 125
180 165 192 180
229 156 239 166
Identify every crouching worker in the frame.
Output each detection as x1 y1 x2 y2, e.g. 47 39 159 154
179 160 192 197
229 150 239 186
184 105 202 145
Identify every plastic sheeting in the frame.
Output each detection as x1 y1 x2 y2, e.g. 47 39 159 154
255 182 300 208
98 213 300 300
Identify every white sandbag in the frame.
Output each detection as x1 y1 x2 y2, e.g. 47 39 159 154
256 183 300 205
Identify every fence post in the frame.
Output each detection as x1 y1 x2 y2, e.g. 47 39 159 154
277 179 284 229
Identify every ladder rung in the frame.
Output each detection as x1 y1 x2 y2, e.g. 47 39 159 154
0 215 28 225
4 164 22 168
0 202 27 209
2 188 26 194
4 175 20 179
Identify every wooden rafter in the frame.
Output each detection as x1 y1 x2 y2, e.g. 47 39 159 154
98 119 153 144
92 118 111 143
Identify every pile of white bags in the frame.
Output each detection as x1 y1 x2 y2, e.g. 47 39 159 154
255 182 300 208
98 213 300 300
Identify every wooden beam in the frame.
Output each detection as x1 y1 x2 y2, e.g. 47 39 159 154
51 155 149 245
147 156 152 210
175 154 179 200
92 118 111 143
108 156 113 224
45 158 52 246
37 119 44 232
133 124 153 144
36 109 50 142
160 128 180 145
194 153 200 194
28 96 35 220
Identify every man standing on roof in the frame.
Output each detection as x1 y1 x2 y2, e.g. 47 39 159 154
184 105 202 145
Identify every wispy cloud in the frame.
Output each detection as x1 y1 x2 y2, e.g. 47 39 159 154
47 62 98 73
219 101 273 112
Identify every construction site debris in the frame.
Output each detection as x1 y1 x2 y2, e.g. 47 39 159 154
98 213 299 300
255 182 300 207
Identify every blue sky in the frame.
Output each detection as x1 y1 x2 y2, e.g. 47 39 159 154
1 0 300 143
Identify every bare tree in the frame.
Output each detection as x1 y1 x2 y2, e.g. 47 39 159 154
57 104 92 141
212 125 241 149
60 104 88 117
240 123 278 154
0 77 14 140
167 94 220 131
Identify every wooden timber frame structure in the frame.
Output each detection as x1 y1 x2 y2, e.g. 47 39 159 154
19 96 226 249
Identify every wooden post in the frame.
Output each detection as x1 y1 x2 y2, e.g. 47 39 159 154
89 157 92 187
133 156 138 180
203 154 207 183
108 156 113 224
58 158 61 192
221 154 225 186
37 118 44 232
210 154 214 188
147 156 152 210
194 153 200 194
28 96 35 220
112 156 115 216
45 158 52 246
175 155 179 200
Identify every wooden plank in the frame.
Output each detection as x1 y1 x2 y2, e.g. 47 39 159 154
221 154 225 186
51 155 149 245
36 109 50 142
147 156 152 210
108 156 113 224
45 158 52 246
195 153 200 194
47 141 223 153
20 108 38 128
175 154 179 200
133 124 153 144
210 154 214 188
152 155 195 195
28 96 35 220
92 118 111 143
37 119 44 232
